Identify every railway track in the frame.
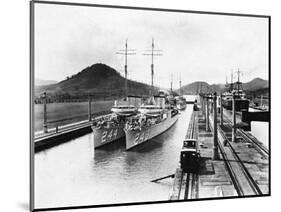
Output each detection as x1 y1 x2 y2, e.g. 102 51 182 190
223 115 269 158
169 111 199 200
213 115 264 196
215 130 244 196
184 173 199 199
186 111 198 140
183 111 199 199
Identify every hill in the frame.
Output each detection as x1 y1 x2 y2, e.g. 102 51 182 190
35 63 155 101
177 78 269 95
242 78 268 91
178 81 224 94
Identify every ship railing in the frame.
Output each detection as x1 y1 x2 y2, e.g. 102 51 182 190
125 116 163 130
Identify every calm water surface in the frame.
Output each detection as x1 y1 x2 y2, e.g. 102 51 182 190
249 108 269 148
250 122 269 148
35 97 195 208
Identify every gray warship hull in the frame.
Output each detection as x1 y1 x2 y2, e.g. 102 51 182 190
125 114 179 150
92 125 125 148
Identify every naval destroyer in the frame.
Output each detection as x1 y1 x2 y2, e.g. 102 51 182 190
124 39 179 150
91 40 140 148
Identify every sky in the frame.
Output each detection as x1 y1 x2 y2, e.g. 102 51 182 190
34 3 269 89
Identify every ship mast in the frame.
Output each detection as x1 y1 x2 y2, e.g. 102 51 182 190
116 39 136 97
170 73 173 94
179 74 182 95
230 71 233 91
151 39 154 91
225 76 228 92
236 68 242 91
143 38 162 96
125 40 128 95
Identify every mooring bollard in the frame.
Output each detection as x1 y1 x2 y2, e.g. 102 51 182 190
232 95 236 142
206 97 210 132
88 96 92 121
220 93 223 126
213 93 220 160
43 92 48 133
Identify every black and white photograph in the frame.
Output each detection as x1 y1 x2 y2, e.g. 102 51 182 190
30 1 270 211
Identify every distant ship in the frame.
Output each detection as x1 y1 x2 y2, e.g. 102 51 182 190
176 96 187 110
222 70 249 111
124 95 179 150
175 75 186 110
222 90 249 111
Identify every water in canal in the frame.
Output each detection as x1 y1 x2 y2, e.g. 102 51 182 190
249 108 269 148
35 96 195 208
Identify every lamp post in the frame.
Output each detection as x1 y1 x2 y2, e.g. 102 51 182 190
88 95 92 121
206 96 210 132
232 94 236 142
213 92 220 160
220 93 223 126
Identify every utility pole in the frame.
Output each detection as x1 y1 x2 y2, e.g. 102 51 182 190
220 93 223 126
213 93 219 160
88 95 92 121
230 71 233 91
232 94 237 142
116 39 136 97
43 92 48 133
206 97 210 132
143 38 162 96
202 95 205 120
